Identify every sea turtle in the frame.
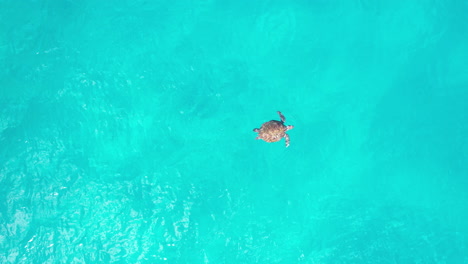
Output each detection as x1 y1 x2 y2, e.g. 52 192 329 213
253 111 294 147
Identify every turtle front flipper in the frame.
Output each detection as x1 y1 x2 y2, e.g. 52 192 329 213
277 111 286 123
284 134 291 147
253 128 260 132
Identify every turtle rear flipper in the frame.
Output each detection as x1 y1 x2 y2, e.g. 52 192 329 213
284 134 290 147
253 128 260 132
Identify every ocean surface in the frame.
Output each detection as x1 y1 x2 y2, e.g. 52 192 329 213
1 0 468 263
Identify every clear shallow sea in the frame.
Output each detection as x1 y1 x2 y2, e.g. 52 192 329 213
1 0 468 263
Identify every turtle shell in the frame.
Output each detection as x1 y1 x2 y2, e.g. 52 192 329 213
257 120 286 142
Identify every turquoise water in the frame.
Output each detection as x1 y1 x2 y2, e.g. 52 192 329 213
1 0 468 263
